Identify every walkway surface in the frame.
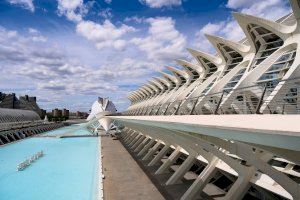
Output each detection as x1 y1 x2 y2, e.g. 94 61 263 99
102 136 165 200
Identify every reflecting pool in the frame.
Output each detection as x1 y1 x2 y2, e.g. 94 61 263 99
0 126 99 200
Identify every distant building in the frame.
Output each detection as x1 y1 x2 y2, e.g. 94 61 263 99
62 109 69 118
75 111 88 119
0 92 44 118
52 108 61 117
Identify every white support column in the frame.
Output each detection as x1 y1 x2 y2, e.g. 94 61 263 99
128 133 141 147
155 146 182 175
138 139 156 157
120 128 126 137
16 133 22 140
180 157 219 200
95 123 101 133
223 166 256 200
131 135 145 150
124 131 137 144
142 141 162 161
9 134 16 141
134 137 149 153
4 135 10 143
124 132 135 144
166 152 197 185
148 143 170 166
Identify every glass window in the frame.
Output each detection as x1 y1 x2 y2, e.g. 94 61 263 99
293 165 300 173
255 58 265 65
223 46 233 52
255 40 261 50
263 34 280 43
255 27 271 35
229 51 240 58
258 72 280 81
261 49 277 57
265 40 283 50
269 159 288 168
268 63 286 72
277 53 291 62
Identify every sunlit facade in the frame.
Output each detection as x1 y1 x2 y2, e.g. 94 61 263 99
125 1 300 116
110 1 300 200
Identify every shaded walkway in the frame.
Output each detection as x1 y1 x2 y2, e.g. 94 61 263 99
102 136 164 200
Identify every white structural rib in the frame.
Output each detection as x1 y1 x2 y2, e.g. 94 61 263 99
120 2 300 199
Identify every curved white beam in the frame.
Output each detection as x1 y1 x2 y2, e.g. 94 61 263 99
205 34 250 58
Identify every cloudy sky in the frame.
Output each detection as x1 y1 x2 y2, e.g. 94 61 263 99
0 0 291 112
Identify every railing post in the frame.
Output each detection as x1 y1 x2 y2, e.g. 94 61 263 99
282 103 286 114
256 82 269 114
142 107 148 115
174 100 182 115
163 102 172 115
189 96 201 115
148 106 154 115
155 105 161 115
214 91 225 115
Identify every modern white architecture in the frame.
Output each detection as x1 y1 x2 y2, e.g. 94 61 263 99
107 1 300 199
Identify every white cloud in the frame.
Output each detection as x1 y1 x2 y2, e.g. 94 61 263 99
139 0 182 8
226 0 261 9
124 16 146 24
0 26 158 110
7 0 34 12
28 27 48 42
131 17 186 62
57 0 87 22
227 0 291 21
194 0 291 53
28 28 38 34
56 0 135 51
76 20 136 50
98 8 113 19
104 0 112 4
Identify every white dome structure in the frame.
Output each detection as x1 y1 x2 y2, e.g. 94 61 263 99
87 97 117 132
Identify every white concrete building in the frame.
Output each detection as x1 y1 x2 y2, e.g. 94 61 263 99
126 0 300 116
87 97 117 133
110 1 300 199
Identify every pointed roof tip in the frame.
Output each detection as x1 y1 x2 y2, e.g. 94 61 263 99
204 33 215 39
231 11 258 23
186 47 195 52
187 47 202 56
231 11 242 17
159 70 172 78
205 33 250 52
175 58 183 63
165 65 177 71
232 10 289 28
205 33 226 43
174 58 187 64
187 47 211 57
176 59 193 65
231 12 243 21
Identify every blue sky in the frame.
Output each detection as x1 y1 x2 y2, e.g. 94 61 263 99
0 0 291 112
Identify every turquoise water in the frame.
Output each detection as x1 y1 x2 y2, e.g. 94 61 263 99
0 126 99 200
44 124 89 136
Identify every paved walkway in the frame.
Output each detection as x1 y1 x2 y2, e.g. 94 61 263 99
102 136 165 200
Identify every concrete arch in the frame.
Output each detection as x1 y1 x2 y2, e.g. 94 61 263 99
232 12 295 44
121 124 258 200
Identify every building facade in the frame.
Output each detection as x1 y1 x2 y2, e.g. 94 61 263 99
110 1 300 200
125 0 300 116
